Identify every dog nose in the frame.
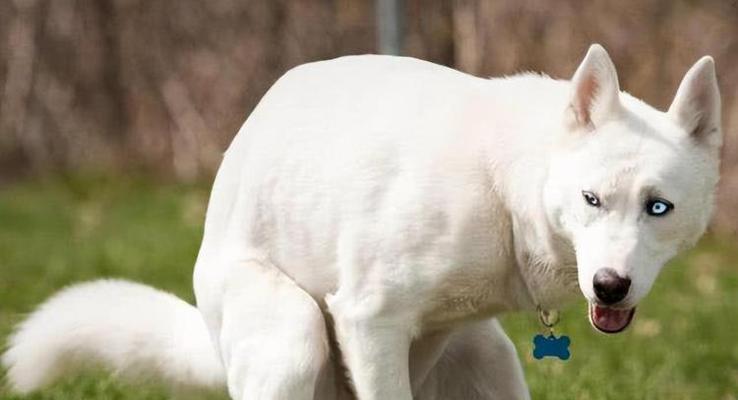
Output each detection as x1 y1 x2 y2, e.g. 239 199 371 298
593 268 631 305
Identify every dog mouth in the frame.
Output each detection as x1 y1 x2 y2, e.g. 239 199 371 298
588 303 636 334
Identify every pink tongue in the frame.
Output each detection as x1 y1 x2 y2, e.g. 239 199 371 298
591 305 634 333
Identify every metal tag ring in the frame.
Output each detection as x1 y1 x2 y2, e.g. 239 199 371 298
538 308 560 328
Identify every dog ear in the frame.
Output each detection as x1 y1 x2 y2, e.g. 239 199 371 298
567 44 622 131
668 56 722 150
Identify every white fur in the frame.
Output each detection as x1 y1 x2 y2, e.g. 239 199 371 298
3 44 721 399
2 280 225 394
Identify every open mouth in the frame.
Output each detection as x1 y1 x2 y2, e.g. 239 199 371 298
588 303 636 334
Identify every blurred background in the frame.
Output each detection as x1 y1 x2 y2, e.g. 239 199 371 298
1 0 738 235
1 1 737 399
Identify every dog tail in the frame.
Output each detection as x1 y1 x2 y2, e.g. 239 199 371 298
2 279 226 394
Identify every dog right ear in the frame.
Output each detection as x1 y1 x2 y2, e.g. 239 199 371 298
567 44 622 131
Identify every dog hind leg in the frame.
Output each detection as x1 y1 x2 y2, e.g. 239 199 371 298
218 259 333 400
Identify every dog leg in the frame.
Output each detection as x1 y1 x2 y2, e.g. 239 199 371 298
417 319 530 400
408 330 452 395
219 259 332 400
326 291 415 400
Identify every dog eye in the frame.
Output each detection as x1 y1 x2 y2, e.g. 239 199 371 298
581 191 601 207
646 198 673 217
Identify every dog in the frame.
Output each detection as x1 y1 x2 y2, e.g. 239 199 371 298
2 44 722 400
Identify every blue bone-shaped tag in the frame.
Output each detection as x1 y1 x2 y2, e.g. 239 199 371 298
532 333 571 360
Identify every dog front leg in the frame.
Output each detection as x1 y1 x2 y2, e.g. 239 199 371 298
326 292 415 400
417 318 530 400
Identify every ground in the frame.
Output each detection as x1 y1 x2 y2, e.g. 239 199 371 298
1 176 736 400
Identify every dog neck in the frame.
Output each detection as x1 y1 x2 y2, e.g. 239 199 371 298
509 208 580 312
485 130 581 312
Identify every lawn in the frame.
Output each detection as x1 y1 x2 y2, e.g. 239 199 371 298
1 176 737 399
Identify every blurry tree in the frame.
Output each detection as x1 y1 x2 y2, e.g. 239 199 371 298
0 0 376 180
0 0 737 235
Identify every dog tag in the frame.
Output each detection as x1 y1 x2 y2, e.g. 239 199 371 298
532 333 571 360
532 308 570 361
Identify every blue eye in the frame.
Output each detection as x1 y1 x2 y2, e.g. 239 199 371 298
646 198 673 216
582 191 601 207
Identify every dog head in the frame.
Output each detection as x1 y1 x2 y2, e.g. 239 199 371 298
543 44 722 333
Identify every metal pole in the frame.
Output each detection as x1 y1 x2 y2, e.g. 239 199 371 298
376 0 404 55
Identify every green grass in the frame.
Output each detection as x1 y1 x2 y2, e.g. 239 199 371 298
1 176 737 399
503 238 738 400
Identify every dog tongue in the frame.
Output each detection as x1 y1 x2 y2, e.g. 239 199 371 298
589 304 635 334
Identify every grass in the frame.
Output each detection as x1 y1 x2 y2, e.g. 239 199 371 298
0 176 737 399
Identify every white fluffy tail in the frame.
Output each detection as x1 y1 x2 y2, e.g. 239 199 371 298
2 279 225 394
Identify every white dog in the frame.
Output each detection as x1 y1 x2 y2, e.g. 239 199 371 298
2 44 722 400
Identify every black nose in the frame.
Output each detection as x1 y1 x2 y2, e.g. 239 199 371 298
593 268 631 305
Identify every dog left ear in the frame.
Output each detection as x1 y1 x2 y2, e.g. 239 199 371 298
668 57 722 150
